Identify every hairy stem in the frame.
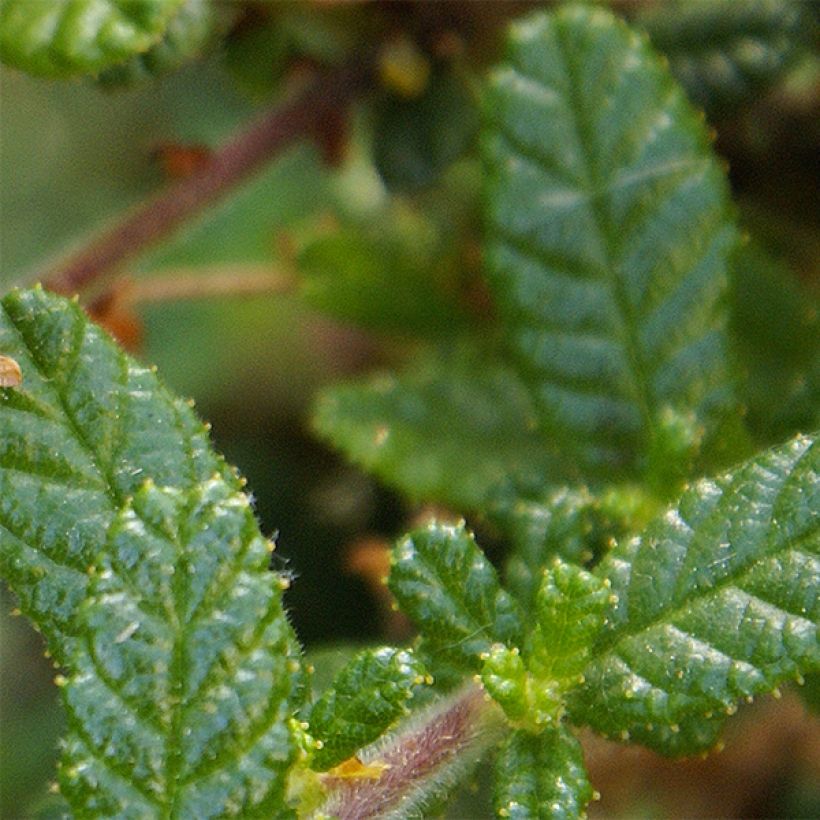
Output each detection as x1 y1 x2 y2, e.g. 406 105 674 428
316 681 505 819
44 56 375 296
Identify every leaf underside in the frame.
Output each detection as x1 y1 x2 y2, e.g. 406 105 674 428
0 0 184 78
0 287 304 816
572 433 819 755
484 5 738 477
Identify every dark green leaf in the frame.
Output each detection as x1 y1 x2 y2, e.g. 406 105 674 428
484 5 739 477
313 347 560 511
494 725 593 819
636 0 809 116
374 68 479 192
0 287 304 815
389 521 523 673
730 240 820 443
0 0 184 78
305 647 428 771
571 433 819 754
59 480 303 816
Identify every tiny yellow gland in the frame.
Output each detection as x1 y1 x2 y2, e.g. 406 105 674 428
0 354 22 387
378 37 431 98
326 756 390 781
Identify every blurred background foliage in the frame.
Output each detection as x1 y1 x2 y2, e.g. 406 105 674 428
0 1 818 817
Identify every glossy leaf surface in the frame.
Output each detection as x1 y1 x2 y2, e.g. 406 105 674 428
571 433 819 754
389 522 523 672
305 647 427 771
0 288 304 815
484 5 738 476
0 0 184 78
494 726 593 819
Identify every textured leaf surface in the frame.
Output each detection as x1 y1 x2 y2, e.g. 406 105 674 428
494 725 593 820
529 560 611 685
59 480 303 816
571 433 819 754
389 522 523 673
484 5 738 476
313 349 559 511
0 288 304 815
98 0 229 86
637 0 808 115
305 647 427 771
0 0 184 78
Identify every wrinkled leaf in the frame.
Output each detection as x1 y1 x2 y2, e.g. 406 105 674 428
571 433 819 755
389 521 523 673
494 725 593 820
484 5 739 477
0 0 184 78
305 647 428 771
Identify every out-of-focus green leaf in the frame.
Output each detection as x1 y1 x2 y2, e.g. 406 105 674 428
298 229 466 337
389 522 523 673
730 240 820 442
0 288 305 815
305 647 428 771
313 347 561 511
636 0 809 116
0 0 184 78
484 5 739 478
374 68 479 192
494 726 593 819
98 0 232 86
571 433 819 755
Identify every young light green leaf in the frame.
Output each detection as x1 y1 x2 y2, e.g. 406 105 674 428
98 0 232 86
494 725 593 820
484 5 739 477
570 433 819 755
304 647 428 771
313 347 560 511
636 0 809 116
0 0 184 78
529 559 612 685
0 287 305 814
389 521 523 672
58 479 303 816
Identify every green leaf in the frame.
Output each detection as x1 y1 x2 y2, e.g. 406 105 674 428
636 0 809 116
374 68 479 193
97 0 232 86
298 229 466 338
494 725 593 820
570 433 819 755
483 5 739 477
0 287 305 814
389 521 523 673
313 347 560 511
59 480 303 816
529 559 611 685
0 0 185 78
730 240 820 443
305 647 428 771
